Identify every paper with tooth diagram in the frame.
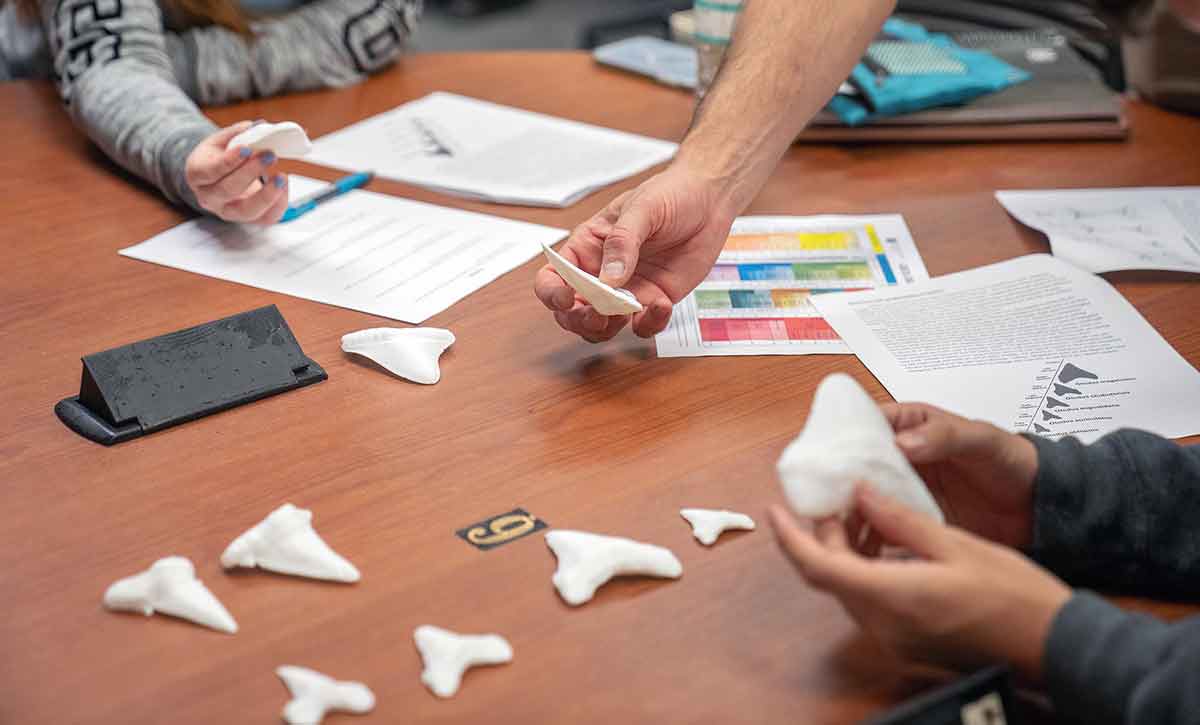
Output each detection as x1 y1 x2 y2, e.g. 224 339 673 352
777 374 943 522
277 666 374 724
307 92 678 207
812 254 1200 443
414 625 513 698
103 556 238 633
119 175 566 324
655 215 928 357
222 503 360 583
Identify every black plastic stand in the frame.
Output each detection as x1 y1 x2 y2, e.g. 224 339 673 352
866 665 1016 725
55 305 327 446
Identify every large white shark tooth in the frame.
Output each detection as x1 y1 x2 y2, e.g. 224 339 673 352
541 243 644 315
103 556 238 634
679 508 756 546
221 503 360 583
545 530 682 606
413 625 514 698
227 121 312 158
341 327 455 385
777 373 944 522
276 666 374 724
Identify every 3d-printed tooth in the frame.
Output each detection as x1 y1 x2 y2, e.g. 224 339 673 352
277 666 374 724
414 625 513 698
341 327 455 385
679 508 756 545
226 121 313 158
776 373 943 522
542 243 644 315
221 503 360 583
545 530 682 606
103 556 237 634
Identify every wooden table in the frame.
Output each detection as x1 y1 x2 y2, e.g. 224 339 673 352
2 51 1198 725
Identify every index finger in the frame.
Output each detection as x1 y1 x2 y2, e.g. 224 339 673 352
768 505 878 598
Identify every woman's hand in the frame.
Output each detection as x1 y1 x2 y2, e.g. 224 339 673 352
770 487 1071 680
185 122 289 224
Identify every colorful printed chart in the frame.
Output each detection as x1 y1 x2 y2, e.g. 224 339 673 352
655 215 928 357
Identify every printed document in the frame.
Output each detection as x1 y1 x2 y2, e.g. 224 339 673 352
655 215 928 357
996 187 1200 274
120 176 566 323
307 92 678 207
812 254 1200 443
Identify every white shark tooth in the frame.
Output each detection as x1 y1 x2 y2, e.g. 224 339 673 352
679 508 756 546
221 503 360 583
226 121 312 158
777 373 944 522
341 327 455 385
544 530 682 606
277 666 374 724
103 556 237 634
413 625 513 698
541 243 644 315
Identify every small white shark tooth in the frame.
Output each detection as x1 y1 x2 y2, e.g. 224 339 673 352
221 503 360 583
413 625 513 698
226 121 312 158
276 666 374 724
777 373 944 522
103 556 237 634
545 530 682 606
679 508 756 546
541 243 644 315
341 327 455 385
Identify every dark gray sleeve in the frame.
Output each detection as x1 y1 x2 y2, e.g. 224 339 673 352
1025 429 1200 597
41 0 215 210
166 0 421 106
1044 591 1200 725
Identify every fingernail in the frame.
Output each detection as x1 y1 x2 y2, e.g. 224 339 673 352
602 261 625 280
238 147 251 159
896 431 925 449
260 151 276 166
273 174 285 189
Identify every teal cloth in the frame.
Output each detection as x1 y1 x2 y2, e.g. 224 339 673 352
829 18 1030 126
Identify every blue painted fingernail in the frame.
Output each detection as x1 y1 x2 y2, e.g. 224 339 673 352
273 174 285 189
260 151 276 165
238 147 251 159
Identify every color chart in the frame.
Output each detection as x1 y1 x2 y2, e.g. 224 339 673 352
655 215 928 357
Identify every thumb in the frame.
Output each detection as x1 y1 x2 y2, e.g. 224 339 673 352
893 414 975 466
210 120 256 149
599 195 658 287
856 486 953 561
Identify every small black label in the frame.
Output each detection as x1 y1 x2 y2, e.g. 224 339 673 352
456 508 547 551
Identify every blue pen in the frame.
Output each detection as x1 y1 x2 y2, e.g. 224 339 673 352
280 171 375 222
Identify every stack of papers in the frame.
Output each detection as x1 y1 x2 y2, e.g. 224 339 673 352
812 254 1200 443
655 215 928 357
307 92 678 208
996 187 1200 274
120 176 566 324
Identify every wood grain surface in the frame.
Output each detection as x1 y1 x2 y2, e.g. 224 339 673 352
2 51 1199 724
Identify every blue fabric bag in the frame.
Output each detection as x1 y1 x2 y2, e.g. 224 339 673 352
828 18 1030 126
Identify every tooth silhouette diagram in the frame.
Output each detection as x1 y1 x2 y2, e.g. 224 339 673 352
1053 383 1081 396
1046 397 1070 409
1042 410 1062 421
103 556 238 633
1034 423 1050 433
414 625 514 698
222 503 360 583
1059 363 1098 384
276 666 374 724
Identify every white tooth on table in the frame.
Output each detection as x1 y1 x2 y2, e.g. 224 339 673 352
103 556 237 634
221 503 360 583
341 327 455 385
545 530 682 606
679 508 756 545
277 666 374 724
414 625 514 698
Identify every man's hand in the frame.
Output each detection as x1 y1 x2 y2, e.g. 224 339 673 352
857 403 1040 551
534 162 737 342
185 122 289 224
770 487 1071 680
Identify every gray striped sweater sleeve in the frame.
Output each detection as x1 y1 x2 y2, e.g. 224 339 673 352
41 0 419 212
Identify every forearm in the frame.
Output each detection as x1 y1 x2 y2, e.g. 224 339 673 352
678 0 894 215
1027 430 1200 596
1044 592 1200 724
171 0 420 106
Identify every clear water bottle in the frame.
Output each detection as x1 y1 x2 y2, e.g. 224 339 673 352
693 0 745 99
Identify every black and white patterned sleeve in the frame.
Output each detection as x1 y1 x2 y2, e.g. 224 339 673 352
167 0 422 106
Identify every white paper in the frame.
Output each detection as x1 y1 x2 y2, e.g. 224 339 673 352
655 215 928 357
119 176 566 324
996 187 1200 274
812 254 1200 443
307 92 678 208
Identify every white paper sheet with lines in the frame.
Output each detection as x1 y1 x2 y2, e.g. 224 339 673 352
119 176 567 323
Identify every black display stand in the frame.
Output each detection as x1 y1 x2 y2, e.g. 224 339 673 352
55 305 327 446
866 666 1016 725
